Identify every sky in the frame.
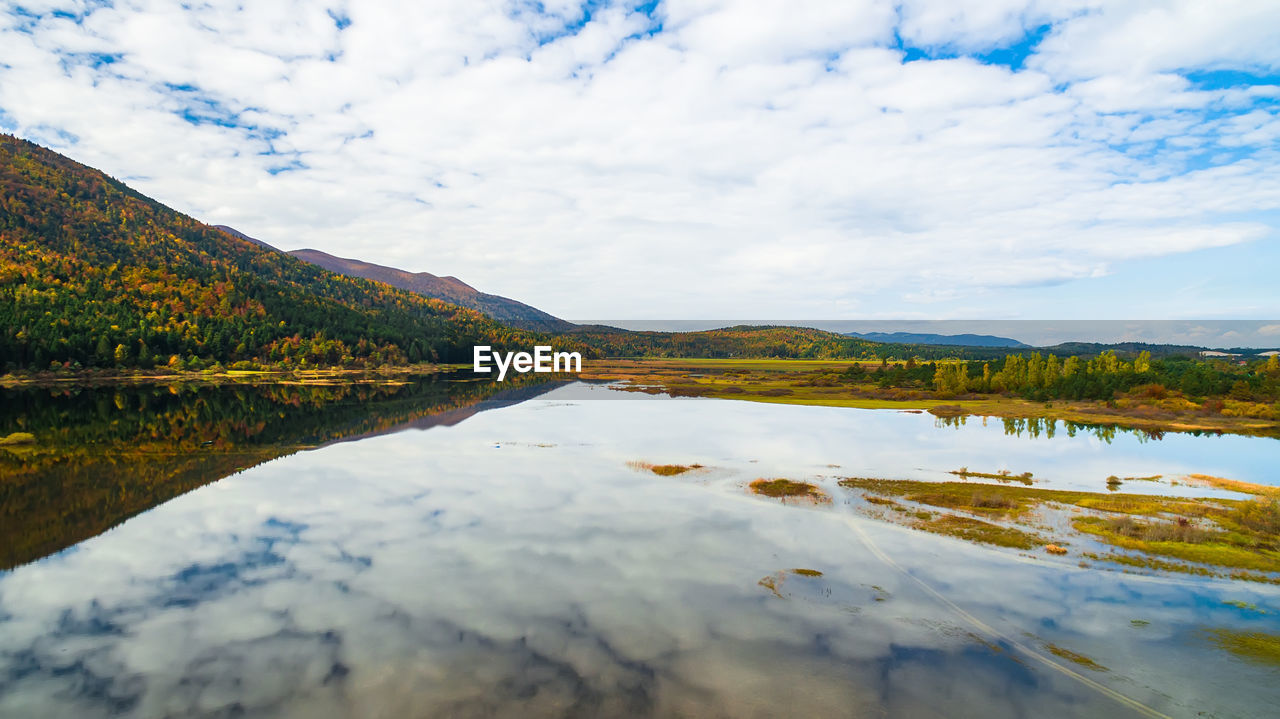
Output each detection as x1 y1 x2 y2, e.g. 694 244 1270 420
1 0 1278 328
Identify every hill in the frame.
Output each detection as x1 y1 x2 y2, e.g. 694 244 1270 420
0 134 572 371
847 331 1028 348
574 325 884 359
285 246 575 333
1040 341 1212 359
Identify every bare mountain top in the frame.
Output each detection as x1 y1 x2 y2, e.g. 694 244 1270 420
210 224 282 252
286 248 576 333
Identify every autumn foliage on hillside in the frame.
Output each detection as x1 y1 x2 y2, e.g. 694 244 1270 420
0 135 580 370
570 325 996 360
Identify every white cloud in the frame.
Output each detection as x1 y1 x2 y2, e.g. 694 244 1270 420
0 0 1277 319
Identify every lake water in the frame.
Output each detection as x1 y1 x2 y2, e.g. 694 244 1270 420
1 380 1278 718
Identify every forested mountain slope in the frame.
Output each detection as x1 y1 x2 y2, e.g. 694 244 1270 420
0 134 563 370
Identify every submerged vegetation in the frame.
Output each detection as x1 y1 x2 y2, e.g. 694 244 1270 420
1203 628 1280 668
1042 643 1109 672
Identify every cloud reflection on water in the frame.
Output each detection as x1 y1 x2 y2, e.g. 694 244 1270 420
1 386 1278 718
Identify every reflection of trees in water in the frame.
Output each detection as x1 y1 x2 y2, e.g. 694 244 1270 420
0 374 556 570
934 414 1173 444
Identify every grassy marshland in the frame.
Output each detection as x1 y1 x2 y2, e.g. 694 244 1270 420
839 476 1280 583
914 514 1044 550
1072 515 1280 574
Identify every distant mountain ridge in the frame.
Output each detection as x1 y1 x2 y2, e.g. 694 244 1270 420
287 247 576 333
846 331 1029 348
211 226 574 333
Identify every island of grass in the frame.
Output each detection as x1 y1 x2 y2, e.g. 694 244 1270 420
838 476 1280 583
750 478 826 501
628 461 705 476
950 467 1034 485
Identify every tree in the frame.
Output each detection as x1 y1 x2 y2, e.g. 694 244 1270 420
1134 350 1152 374
934 362 968 396
95 335 112 366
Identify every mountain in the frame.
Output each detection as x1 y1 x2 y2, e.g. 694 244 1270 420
846 331 1029 348
209 226 573 333
210 224 281 252
285 247 576 333
0 134 566 371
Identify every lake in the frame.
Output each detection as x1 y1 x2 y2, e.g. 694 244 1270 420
1 379 1277 718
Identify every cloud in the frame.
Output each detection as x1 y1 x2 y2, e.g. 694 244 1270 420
0 0 1276 318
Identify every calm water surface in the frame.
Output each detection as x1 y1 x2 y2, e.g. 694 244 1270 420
1 381 1278 718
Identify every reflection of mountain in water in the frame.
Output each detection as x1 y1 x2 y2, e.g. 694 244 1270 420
0 376 565 570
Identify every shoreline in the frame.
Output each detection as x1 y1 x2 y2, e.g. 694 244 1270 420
4 356 1277 438
579 358 1280 438
0 363 470 388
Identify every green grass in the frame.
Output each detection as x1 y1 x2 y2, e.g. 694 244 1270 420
1073 516 1280 574
839 477 1234 519
842 476 1280 581
914 514 1043 550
